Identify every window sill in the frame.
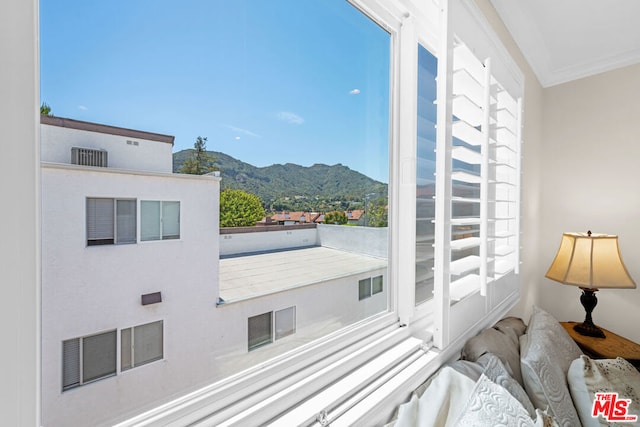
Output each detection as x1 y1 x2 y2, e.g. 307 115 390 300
113 312 400 426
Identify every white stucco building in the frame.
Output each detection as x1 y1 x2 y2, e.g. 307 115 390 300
40 116 388 426
40 116 222 426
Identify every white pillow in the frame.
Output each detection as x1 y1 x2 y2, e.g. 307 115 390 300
454 374 558 426
525 306 583 374
520 308 583 427
568 355 640 427
392 366 476 427
477 353 536 417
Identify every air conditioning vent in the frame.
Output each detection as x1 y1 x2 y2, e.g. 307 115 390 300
71 147 108 167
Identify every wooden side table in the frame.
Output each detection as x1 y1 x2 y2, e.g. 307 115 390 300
561 321 640 370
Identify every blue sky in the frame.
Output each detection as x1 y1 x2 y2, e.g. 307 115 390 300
40 1 390 183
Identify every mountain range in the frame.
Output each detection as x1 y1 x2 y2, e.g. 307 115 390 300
173 149 387 211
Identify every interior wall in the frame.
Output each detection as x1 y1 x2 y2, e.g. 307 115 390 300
472 0 544 323
0 0 40 424
539 64 640 342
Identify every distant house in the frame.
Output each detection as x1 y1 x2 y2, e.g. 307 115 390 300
271 211 321 225
272 210 365 225
346 209 364 225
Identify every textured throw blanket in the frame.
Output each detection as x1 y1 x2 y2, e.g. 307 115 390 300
580 356 640 426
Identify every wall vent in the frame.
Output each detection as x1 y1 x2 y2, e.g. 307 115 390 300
71 147 108 167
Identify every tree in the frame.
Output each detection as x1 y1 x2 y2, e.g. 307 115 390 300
40 102 52 115
361 197 388 227
220 189 266 227
179 136 217 175
324 211 348 225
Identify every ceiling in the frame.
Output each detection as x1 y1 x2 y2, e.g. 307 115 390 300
489 0 640 87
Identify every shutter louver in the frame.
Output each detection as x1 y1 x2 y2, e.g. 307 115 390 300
449 41 485 302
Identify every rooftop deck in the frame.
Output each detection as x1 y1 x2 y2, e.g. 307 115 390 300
219 246 387 302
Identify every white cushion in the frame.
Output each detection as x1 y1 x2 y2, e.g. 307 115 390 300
568 355 640 427
454 374 558 426
525 306 583 374
520 307 583 427
462 317 527 386
477 353 536 417
392 366 476 427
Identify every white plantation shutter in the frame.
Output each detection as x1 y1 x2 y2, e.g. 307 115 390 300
432 0 523 348
449 41 486 302
86 198 114 243
492 87 521 278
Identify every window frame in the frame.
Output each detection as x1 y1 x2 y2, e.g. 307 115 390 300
248 312 273 351
121 320 164 371
62 329 117 391
140 200 181 241
358 275 384 300
71 0 524 424
86 197 137 246
248 306 298 351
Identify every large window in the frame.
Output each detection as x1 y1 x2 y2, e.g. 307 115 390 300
42 0 524 423
86 198 136 245
62 330 117 391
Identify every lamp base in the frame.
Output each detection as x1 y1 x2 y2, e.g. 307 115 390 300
574 288 606 338
573 322 605 338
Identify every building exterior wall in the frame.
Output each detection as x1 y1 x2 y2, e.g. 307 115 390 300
41 162 390 426
40 119 174 173
212 266 388 377
41 164 220 426
220 225 318 257
317 224 388 258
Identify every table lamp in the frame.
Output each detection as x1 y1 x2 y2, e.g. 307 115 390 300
545 231 636 338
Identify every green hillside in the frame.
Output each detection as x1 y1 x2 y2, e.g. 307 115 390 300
173 149 387 212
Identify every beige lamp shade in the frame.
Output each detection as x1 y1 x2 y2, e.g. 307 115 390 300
545 232 636 289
